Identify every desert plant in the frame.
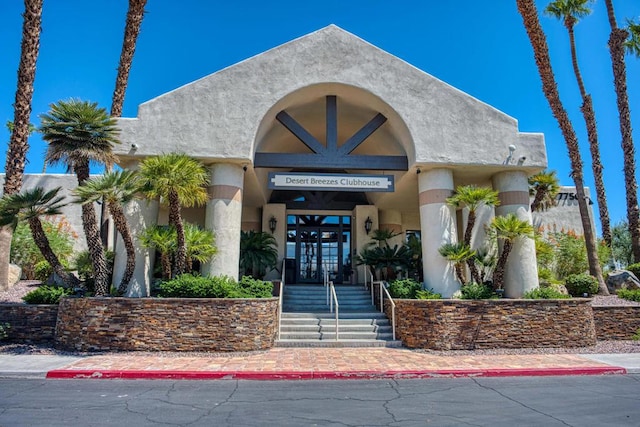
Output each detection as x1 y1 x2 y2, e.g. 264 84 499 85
388 278 422 299
239 230 278 278
34 260 52 283
438 242 475 285
460 282 496 300
415 288 442 299
564 273 599 297
523 287 570 299
22 285 73 304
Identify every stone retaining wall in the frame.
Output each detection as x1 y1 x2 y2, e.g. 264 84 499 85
55 297 279 352
386 299 596 350
0 304 59 343
593 306 640 340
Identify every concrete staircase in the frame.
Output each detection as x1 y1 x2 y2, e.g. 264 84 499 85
277 285 402 347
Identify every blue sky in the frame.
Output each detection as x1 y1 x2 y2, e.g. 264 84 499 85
1 0 639 236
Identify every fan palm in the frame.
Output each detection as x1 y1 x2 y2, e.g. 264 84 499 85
625 18 640 57
0 187 79 288
139 225 176 280
184 223 217 274
438 242 476 286
490 214 534 291
75 170 140 295
529 170 560 212
138 153 209 276
603 0 640 263
239 231 278 278
544 0 611 246
517 0 607 294
447 185 500 284
1 0 43 291
39 99 120 296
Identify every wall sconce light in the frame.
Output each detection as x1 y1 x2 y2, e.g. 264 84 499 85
269 216 277 234
364 216 373 235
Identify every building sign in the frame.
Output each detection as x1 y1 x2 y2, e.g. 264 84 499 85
268 172 394 192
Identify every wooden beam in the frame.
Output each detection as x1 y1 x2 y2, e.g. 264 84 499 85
338 113 387 155
326 96 337 152
276 111 326 154
255 152 407 170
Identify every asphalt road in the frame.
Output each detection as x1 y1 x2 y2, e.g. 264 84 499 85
1 376 639 426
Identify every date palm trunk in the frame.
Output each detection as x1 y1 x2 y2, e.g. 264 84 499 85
604 0 640 262
492 240 512 291
463 211 482 284
0 0 43 291
28 218 79 288
168 190 187 276
108 201 135 295
517 0 608 294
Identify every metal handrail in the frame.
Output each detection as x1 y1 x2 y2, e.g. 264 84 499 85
324 263 329 306
379 281 396 341
366 269 375 306
329 280 339 340
277 259 285 340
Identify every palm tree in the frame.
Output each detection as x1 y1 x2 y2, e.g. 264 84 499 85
446 185 500 284
490 214 534 291
438 242 476 286
239 231 278 278
75 170 140 295
545 0 612 246
139 225 175 280
184 223 217 274
0 187 79 288
138 154 209 276
625 18 640 57
100 0 148 245
516 0 608 294
39 99 120 296
1 0 43 291
604 0 640 263
529 170 560 212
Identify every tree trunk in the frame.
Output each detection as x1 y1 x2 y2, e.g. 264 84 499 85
454 263 466 286
160 252 172 281
492 240 512 291
530 189 545 212
0 0 43 289
75 162 109 295
168 190 187 275
28 218 79 288
566 17 612 246
604 0 640 262
516 0 608 295
109 201 135 295
463 211 482 284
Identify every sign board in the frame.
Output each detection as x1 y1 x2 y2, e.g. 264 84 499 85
268 172 394 192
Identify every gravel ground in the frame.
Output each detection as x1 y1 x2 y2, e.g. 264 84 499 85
2 281 640 356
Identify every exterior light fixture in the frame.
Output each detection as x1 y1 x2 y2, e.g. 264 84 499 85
364 216 373 235
269 216 277 234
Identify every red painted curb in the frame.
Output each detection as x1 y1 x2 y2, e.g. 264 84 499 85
45 366 627 380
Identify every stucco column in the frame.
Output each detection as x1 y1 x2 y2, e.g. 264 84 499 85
202 163 244 279
418 169 458 297
113 199 159 297
492 171 538 297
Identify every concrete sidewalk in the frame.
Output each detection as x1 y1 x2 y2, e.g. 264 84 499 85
2 348 639 380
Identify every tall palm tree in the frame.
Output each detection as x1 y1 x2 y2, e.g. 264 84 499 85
0 187 79 288
604 0 640 262
545 0 612 246
625 18 640 57
490 214 534 291
75 170 140 295
101 0 148 245
438 242 476 286
516 0 608 295
529 170 560 212
138 154 209 276
446 185 500 284
39 100 120 296
1 0 43 291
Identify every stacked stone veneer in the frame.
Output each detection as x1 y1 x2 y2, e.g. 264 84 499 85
0 304 59 343
55 297 279 352
387 299 596 350
593 306 640 340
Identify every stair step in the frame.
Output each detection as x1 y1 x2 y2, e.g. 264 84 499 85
281 311 387 319
275 339 403 348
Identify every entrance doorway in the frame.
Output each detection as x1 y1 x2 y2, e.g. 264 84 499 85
286 215 351 284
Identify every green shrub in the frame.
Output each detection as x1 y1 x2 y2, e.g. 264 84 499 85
388 279 422 299
158 274 273 298
626 263 640 279
564 273 599 297
0 323 9 341
617 288 640 302
523 287 570 299
415 289 442 299
633 328 640 341
22 285 73 304
34 261 53 283
460 282 496 299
